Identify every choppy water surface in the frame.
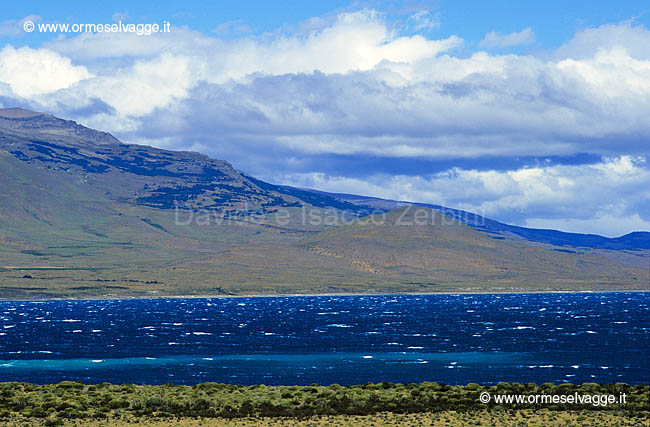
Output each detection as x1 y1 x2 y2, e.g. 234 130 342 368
0 293 648 385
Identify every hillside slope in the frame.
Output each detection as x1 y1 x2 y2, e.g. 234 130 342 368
300 207 646 290
0 108 647 298
0 108 361 214
303 190 650 250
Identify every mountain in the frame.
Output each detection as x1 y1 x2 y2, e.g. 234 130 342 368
0 108 361 214
302 190 650 250
0 108 647 299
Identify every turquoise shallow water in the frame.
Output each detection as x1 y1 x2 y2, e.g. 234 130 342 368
2 352 528 369
0 293 648 385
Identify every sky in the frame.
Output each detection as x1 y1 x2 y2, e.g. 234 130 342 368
0 1 649 237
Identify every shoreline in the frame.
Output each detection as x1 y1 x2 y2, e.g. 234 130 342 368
1 288 648 302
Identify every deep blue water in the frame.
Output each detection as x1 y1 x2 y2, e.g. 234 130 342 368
0 292 648 385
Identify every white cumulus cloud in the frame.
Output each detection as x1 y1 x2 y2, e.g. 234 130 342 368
0 46 91 97
0 12 648 235
281 156 650 237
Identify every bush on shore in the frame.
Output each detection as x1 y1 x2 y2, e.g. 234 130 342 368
0 381 647 421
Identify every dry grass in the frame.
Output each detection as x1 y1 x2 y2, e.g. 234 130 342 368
2 410 648 426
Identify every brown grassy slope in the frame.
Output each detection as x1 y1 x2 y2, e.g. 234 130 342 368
160 207 647 294
1 149 647 298
298 207 647 289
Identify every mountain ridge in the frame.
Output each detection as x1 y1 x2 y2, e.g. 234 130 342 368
296 190 649 250
2 106 645 246
0 107 363 215
0 107 121 147
0 107 647 298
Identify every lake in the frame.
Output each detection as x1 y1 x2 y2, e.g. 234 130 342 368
0 292 648 385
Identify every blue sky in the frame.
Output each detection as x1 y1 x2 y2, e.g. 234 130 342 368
1 1 649 236
3 0 649 48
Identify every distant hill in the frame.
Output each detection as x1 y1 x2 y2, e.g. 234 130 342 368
300 190 650 250
0 108 647 299
302 207 645 289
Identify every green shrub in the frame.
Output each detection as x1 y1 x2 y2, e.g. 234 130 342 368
108 398 130 409
0 381 648 421
28 406 48 418
56 381 84 390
